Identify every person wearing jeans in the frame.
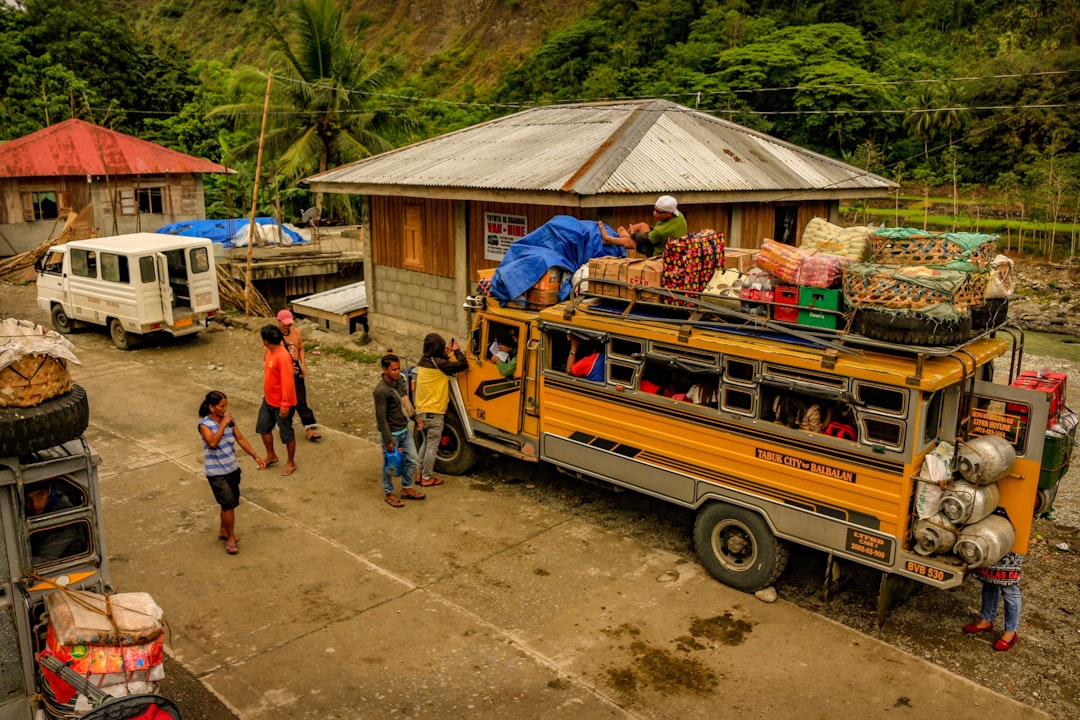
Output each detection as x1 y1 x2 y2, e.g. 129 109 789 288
414 333 468 487
963 551 1023 651
373 353 424 508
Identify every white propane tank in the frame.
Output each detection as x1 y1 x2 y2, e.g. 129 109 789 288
953 514 1016 568
939 481 1001 525
955 435 1016 485
912 513 959 556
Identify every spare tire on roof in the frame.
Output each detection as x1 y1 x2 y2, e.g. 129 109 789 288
0 318 88 456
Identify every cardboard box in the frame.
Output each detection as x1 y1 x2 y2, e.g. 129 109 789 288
587 257 662 302
724 248 756 274
773 284 799 322
798 287 843 329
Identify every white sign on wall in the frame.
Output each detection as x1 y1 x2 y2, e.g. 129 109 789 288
483 212 528 261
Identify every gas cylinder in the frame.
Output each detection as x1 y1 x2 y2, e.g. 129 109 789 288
955 435 1016 485
953 513 1015 568
912 513 959 556
940 481 1000 525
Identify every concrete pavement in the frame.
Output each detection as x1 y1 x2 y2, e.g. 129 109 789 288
71 343 1046 720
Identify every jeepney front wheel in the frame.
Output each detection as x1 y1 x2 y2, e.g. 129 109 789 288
694 503 788 592
417 411 478 476
108 318 141 351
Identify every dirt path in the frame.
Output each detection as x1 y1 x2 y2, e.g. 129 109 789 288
2 279 1078 719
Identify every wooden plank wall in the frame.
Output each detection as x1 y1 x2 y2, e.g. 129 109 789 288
372 195 455 277
740 203 775 249
468 202 581 281
797 201 833 244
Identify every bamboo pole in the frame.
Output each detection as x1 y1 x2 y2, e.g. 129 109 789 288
244 70 274 316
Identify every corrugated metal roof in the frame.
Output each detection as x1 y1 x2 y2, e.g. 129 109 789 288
0 118 229 178
306 99 894 201
291 282 367 316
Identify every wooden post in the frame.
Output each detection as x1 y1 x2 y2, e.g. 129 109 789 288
245 70 274 316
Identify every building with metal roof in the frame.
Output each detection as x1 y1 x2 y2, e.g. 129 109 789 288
0 119 229 256
306 99 896 342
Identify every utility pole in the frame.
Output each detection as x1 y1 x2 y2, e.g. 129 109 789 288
244 70 273 316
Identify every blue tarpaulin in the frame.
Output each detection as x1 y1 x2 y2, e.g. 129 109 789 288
155 218 306 247
490 216 625 302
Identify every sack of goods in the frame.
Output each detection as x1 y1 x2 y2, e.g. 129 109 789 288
799 217 874 261
39 591 166 714
661 229 725 304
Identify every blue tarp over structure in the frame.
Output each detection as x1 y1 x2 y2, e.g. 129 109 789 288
490 216 625 303
155 217 306 247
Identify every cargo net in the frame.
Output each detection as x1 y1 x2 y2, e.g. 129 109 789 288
868 228 999 268
842 263 989 311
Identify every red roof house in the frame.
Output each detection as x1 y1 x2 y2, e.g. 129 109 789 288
0 119 229 255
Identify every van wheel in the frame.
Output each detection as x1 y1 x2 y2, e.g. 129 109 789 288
109 319 140 350
0 384 90 456
51 305 74 334
694 503 788 592
432 412 479 476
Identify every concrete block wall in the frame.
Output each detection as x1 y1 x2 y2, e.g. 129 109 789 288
369 266 469 358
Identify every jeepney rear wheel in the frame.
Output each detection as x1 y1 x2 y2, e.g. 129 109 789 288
50 304 75 334
694 503 788 592
108 318 141 351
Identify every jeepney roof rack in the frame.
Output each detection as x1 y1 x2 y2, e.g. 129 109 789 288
562 275 1023 372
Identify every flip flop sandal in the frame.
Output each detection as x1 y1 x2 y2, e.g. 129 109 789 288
225 542 239 554
420 477 444 487
306 430 322 442
263 460 278 469
385 494 405 508
402 488 426 500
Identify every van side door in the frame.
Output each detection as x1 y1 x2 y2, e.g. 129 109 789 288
35 249 68 311
155 253 175 326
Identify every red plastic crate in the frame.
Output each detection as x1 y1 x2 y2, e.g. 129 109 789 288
1005 370 1067 428
773 285 799 322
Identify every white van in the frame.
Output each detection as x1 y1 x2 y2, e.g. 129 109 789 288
36 233 220 350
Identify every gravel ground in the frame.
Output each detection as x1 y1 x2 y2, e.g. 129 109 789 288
2 273 1079 720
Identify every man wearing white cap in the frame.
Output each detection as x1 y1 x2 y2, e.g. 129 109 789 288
599 195 688 256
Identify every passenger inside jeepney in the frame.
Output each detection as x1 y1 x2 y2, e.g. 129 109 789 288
489 333 518 377
24 481 90 566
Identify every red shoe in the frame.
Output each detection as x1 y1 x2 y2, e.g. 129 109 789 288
963 622 994 634
993 633 1019 651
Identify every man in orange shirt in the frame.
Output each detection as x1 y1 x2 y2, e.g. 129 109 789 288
256 324 298 476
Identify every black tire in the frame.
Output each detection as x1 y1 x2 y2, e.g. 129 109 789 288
421 411 479 476
51 304 74 334
0 384 90 456
109 318 140 351
693 503 788 592
971 297 1009 331
855 308 972 347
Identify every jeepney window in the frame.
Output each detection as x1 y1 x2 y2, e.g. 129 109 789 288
923 391 944 445
190 247 210 274
763 364 846 390
854 382 907 415
23 477 92 569
862 416 904 450
610 362 635 384
651 343 719 366
139 256 156 283
724 358 756 384
610 336 643 359
722 387 755 415
100 253 130 283
639 360 694 399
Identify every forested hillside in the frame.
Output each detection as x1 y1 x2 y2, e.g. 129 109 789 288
2 0 1078 254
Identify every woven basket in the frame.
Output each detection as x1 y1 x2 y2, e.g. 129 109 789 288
869 229 998 268
0 354 73 408
842 264 988 311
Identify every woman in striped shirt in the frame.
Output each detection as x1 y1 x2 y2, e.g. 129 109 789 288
198 391 265 554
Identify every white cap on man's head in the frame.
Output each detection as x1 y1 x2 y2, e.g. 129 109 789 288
654 195 680 216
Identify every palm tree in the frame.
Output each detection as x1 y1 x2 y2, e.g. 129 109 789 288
213 0 402 222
